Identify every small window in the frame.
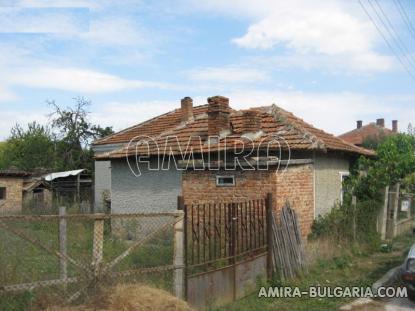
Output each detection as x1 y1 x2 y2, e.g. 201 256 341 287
216 176 235 187
0 187 6 200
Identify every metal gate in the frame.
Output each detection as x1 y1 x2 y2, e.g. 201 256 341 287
181 194 273 309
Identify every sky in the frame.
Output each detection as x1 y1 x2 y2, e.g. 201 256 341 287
0 0 415 140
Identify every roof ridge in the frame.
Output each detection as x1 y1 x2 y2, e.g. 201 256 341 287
100 112 204 159
269 104 327 151
93 104 209 145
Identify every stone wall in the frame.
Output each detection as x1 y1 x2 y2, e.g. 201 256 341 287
0 177 23 214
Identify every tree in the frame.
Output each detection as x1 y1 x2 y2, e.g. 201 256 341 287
0 122 55 171
361 133 388 150
352 134 415 199
48 97 114 170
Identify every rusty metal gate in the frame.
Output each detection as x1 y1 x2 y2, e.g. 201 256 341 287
181 194 273 309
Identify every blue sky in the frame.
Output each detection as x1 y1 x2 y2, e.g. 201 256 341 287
0 0 415 140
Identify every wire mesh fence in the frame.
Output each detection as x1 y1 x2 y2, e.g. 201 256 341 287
0 209 183 310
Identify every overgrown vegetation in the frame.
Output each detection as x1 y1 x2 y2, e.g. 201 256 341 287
311 133 415 250
0 97 113 172
217 231 414 311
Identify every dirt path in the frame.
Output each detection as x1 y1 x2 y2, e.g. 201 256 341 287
341 297 415 311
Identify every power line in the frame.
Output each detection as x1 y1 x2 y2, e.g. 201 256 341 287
358 0 415 81
370 0 415 69
393 0 415 40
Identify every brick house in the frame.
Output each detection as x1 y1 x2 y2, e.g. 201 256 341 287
0 169 31 214
93 96 373 238
339 118 398 147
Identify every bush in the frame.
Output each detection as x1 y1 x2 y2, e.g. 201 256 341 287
309 198 381 250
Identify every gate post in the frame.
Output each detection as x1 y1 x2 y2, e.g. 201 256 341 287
266 193 273 280
175 196 186 299
231 202 237 301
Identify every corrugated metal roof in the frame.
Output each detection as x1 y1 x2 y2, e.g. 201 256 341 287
43 169 85 181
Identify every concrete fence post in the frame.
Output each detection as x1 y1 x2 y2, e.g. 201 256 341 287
92 214 105 277
393 183 401 238
380 186 389 240
173 209 185 299
59 206 67 282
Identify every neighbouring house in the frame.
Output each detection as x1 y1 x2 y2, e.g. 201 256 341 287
43 169 92 206
0 169 31 214
338 118 398 147
22 178 52 209
93 96 373 238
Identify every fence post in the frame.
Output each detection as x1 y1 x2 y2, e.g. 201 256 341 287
380 186 389 240
92 214 105 278
174 196 185 300
266 193 273 280
352 196 357 242
59 206 67 283
231 202 237 301
393 183 401 238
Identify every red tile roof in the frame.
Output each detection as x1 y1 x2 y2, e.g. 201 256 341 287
338 123 395 146
95 103 374 159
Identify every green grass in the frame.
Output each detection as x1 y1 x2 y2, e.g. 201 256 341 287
0 217 175 310
214 232 414 311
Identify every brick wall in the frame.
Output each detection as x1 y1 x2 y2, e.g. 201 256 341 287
0 177 23 214
182 163 314 239
183 169 276 204
275 164 314 237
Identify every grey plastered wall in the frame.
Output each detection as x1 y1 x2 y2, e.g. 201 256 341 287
111 158 182 213
94 160 111 212
314 153 350 217
93 143 123 212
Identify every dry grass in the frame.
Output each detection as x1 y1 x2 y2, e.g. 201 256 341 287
305 238 345 266
47 284 193 311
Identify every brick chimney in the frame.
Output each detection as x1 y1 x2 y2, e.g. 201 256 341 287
376 118 385 127
207 96 231 137
357 120 363 129
243 110 262 133
181 97 193 122
392 120 398 133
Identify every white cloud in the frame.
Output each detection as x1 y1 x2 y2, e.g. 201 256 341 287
80 17 148 47
0 7 88 34
6 66 172 93
13 0 95 8
187 66 270 83
0 86 17 102
90 100 179 132
188 0 395 73
0 109 49 140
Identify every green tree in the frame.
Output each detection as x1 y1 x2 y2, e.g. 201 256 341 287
352 134 415 199
0 122 55 171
